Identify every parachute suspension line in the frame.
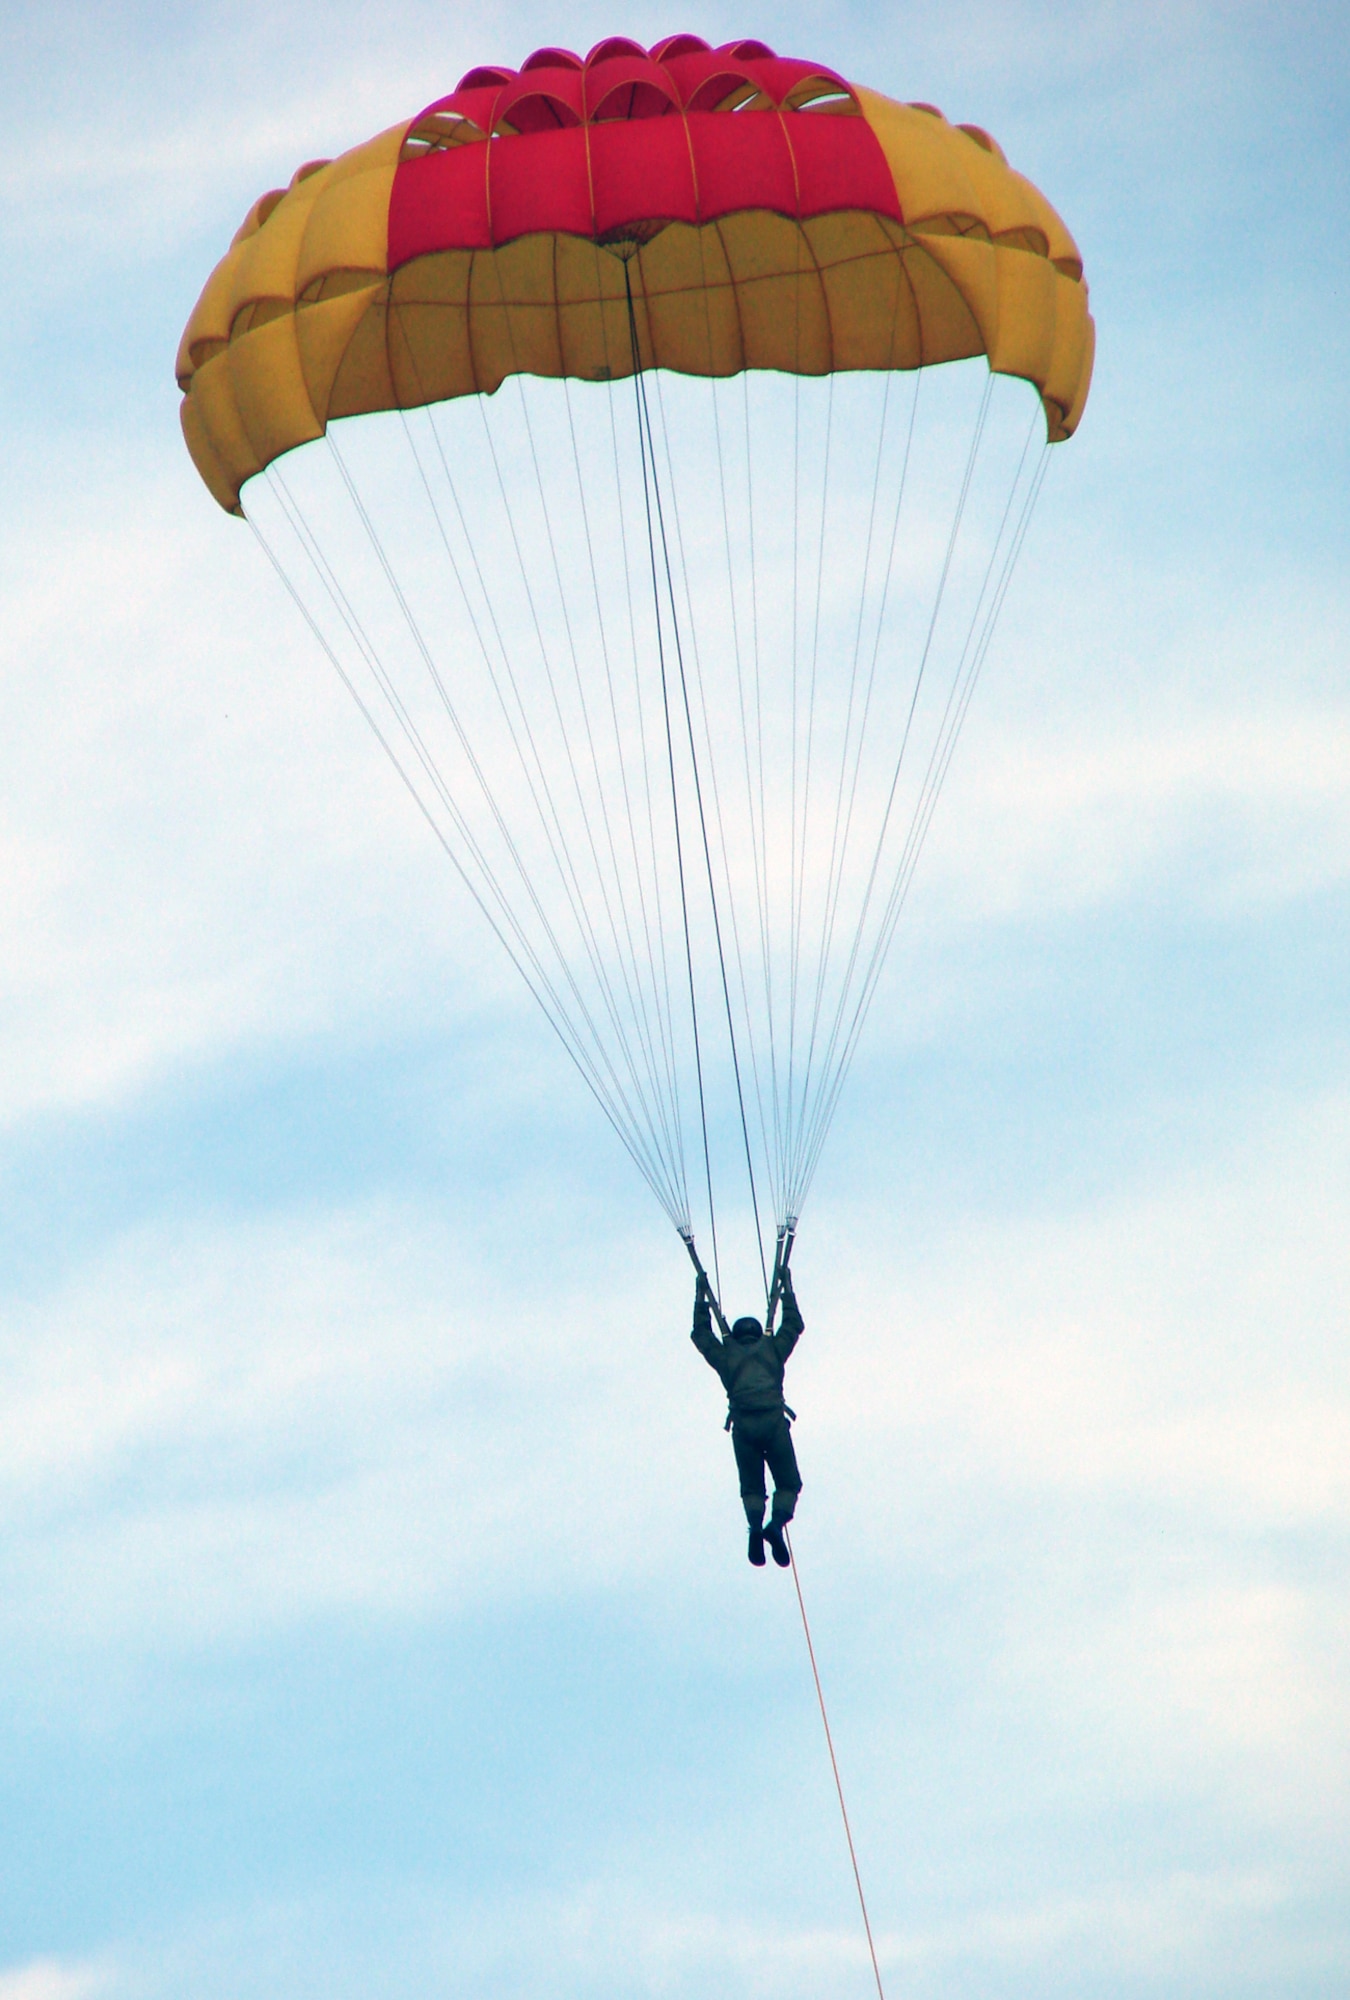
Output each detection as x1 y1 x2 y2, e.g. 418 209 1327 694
650 369 780 1248
651 368 767 1299
699 346 780 1224
593 278 692 1218
323 430 591 1022
320 426 687 1218
882 416 1050 936
789 362 834 1213
558 369 693 1202
397 406 674 1166
396 399 601 957
691 223 782 1227
244 505 687 1226
787 321 802 1221
787 1529 887 2000
398 400 691 1226
784 216 833 1229
291 446 685 1221
788 374 994 1213
625 261 771 1297
622 264 722 1293
460 382 688 1202
506 363 685 1173
795 414 1053 1206
741 368 779 1215
811 361 915 945
804 430 1056 1192
263 458 592 1047
656 246 780 1248
476 258 696 1224
407 244 693 1226
405 363 692 1227
793 357 916 1205
282 430 687 1224
652 368 780 1248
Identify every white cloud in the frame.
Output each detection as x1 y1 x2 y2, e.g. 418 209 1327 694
0 1191 712 1659
901 532 1350 932
76 1855 1321 2000
924 700 1350 928
882 1865 1297 1975
0 451 539 1130
0 1961 109 2000
0 6 496 263
809 1077 1350 1522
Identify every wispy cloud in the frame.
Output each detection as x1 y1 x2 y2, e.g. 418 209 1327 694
3 4 1348 1994
0 1960 109 2000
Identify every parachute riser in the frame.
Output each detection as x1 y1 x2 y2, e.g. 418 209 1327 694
679 1229 732 1341
765 1219 797 1335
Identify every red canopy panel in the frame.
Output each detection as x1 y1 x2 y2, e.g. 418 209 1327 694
389 38 897 265
389 112 902 261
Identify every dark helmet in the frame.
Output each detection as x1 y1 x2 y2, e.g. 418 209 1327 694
730 1316 763 1344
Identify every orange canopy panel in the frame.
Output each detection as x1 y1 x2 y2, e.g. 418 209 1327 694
178 34 1095 513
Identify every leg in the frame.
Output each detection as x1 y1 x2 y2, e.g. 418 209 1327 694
731 1424 768 1566
732 1425 769 1520
763 1418 801 1566
764 1417 801 1526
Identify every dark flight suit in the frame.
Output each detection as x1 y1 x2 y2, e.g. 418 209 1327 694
691 1277 803 1539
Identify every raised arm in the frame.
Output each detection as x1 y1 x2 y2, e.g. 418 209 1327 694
771 1267 803 1363
690 1271 726 1372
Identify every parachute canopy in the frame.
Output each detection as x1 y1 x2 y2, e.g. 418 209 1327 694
178 35 1093 515
178 38 1093 1300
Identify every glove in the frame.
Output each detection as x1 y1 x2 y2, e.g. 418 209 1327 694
695 1272 710 1300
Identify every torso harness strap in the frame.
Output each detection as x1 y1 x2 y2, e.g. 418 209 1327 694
725 1402 796 1431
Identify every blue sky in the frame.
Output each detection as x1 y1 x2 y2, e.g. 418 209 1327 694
1 3 1348 1996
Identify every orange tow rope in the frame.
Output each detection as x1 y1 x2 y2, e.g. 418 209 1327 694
786 1529 887 2000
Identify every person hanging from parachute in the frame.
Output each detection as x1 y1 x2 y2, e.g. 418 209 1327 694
688 1229 803 1567
175 35 1094 1583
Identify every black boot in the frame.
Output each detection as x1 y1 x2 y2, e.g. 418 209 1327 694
744 1499 766 1566
766 1491 796 1567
